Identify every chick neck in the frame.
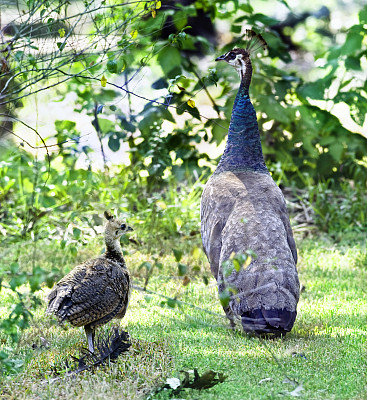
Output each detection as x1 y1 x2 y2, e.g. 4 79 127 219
104 233 124 263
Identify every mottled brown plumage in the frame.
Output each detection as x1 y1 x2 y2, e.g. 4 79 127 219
201 32 299 336
46 211 133 352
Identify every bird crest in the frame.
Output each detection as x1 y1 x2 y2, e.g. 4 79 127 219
243 29 267 54
104 210 114 220
215 30 267 80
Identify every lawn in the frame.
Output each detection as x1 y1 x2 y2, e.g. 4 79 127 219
0 233 366 399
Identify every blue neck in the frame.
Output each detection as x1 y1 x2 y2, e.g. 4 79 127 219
215 75 268 175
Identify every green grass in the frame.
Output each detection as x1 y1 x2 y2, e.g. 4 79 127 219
1 234 367 399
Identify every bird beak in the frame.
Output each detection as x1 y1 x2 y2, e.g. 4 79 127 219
215 54 226 61
127 226 133 232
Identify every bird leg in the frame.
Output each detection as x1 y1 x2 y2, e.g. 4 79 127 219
84 326 95 353
223 306 236 330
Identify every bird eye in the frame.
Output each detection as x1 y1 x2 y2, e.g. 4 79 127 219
121 223 126 230
228 52 236 60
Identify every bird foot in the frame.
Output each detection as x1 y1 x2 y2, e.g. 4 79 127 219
85 326 95 353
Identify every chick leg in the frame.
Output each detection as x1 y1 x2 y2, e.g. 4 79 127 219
223 305 236 330
85 325 95 353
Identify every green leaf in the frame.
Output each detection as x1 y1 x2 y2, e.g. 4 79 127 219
248 13 279 26
173 10 187 30
0 351 9 361
29 274 42 292
350 103 366 126
73 227 81 239
119 118 136 132
139 261 152 271
341 26 364 55
222 260 234 278
211 119 229 145
10 262 19 274
297 76 334 100
173 248 183 262
239 4 253 13
70 246 78 257
108 134 120 152
316 153 336 177
56 42 65 51
157 47 181 75
279 0 291 10
55 120 76 132
41 195 56 207
257 95 291 123
328 143 344 162
359 5 367 23
178 263 187 276
155 262 163 270
97 118 115 132
9 274 27 290
107 60 118 74
166 298 177 308
219 289 231 308
345 56 361 70
231 25 242 34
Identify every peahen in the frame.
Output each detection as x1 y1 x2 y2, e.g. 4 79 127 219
200 31 300 336
47 211 133 352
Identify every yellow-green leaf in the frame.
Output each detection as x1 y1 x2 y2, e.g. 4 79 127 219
130 30 138 39
187 99 195 108
101 75 107 87
156 200 166 210
233 259 241 272
243 256 252 269
156 1 161 9
192 246 201 259
58 28 65 38
151 9 156 18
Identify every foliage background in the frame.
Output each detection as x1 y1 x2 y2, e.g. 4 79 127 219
0 0 366 384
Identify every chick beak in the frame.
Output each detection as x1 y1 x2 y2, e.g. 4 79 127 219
215 54 226 61
127 226 133 232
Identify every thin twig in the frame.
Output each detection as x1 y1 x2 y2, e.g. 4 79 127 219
92 103 107 167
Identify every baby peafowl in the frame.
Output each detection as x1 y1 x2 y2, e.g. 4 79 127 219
46 211 133 352
200 31 300 336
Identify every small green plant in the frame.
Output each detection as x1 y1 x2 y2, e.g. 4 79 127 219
307 180 367 234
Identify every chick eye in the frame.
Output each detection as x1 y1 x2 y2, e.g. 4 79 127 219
121 223 126 230
228 52 236 60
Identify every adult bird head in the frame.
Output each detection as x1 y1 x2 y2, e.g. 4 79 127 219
215 30 267 79
215 48 251 78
